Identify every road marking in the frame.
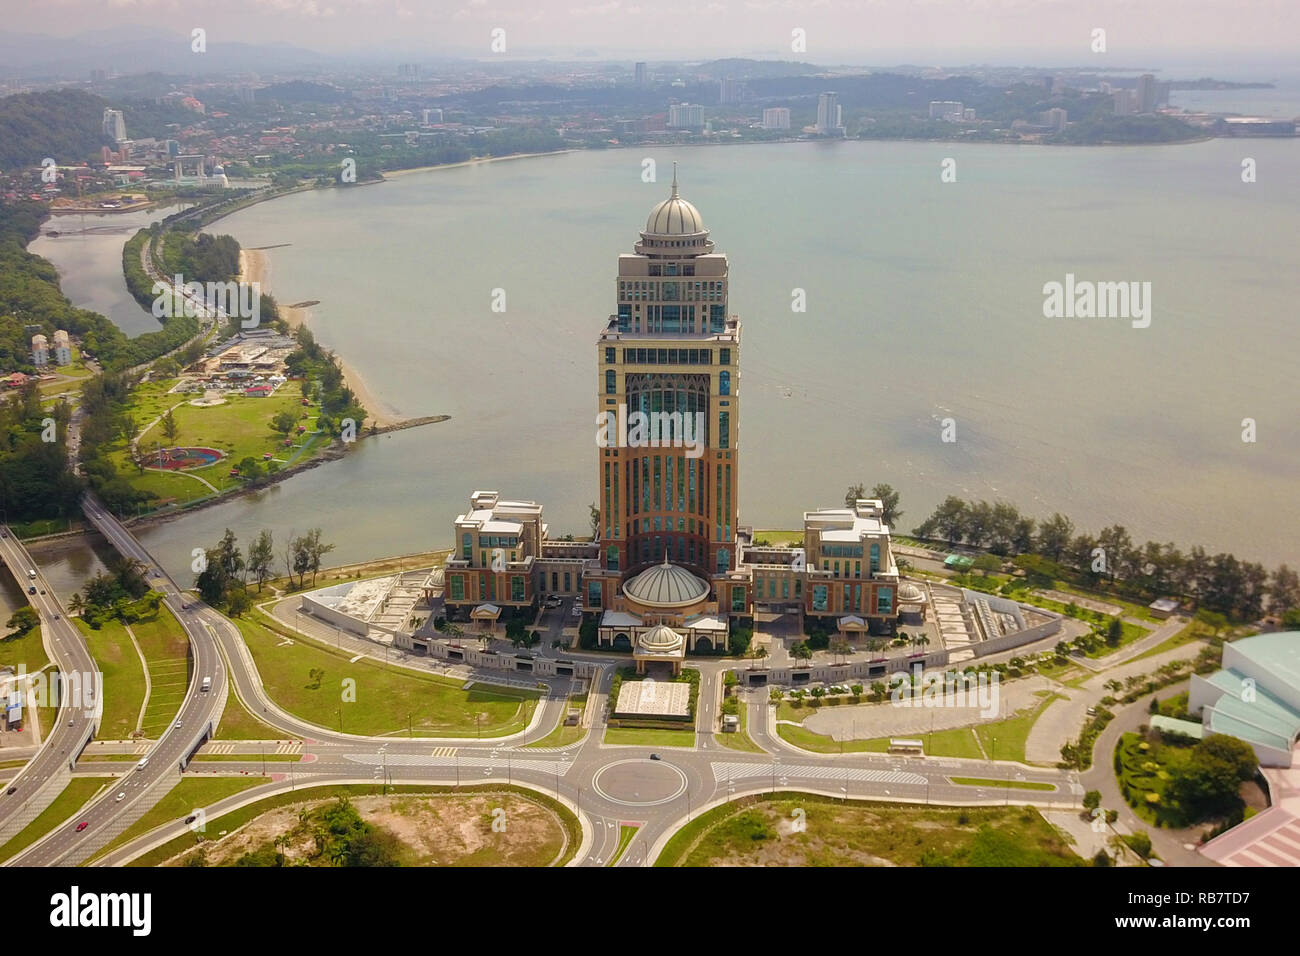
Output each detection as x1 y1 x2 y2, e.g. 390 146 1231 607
430 747 457 758
712 762 927 787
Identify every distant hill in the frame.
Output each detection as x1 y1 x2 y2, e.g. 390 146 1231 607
693 58 822 79
0 89 111 169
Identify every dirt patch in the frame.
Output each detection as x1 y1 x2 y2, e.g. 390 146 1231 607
166 791 566 867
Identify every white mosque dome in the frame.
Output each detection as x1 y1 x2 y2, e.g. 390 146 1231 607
643 166 706 236
638 624 685 652
623 561 710 608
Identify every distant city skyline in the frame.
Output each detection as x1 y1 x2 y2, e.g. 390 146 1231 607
2 1 1297 74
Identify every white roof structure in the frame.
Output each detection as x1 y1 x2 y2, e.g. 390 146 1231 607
601 610 641 628
623 561 710 608
644 166 706 236
638 624 685 653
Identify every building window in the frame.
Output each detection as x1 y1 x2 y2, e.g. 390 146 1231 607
870 543 880 572
719 411 729 449
812 584 828 612
877 588 893 614
511 576 525 602
732 586 746 612
461 533 472 560
719 370 730 396
605 347 615 363
607 545 620 571
717 548 730 573
449 575 465 601
588 581 602 608
719 348 730 365
605 369 616 394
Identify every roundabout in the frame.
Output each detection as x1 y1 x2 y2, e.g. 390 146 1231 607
591 757 689 807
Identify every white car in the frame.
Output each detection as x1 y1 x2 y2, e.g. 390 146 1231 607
115 792 125 802
570 605 583 618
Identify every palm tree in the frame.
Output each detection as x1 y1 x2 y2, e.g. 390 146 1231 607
751 645 769 669
68 592 85 617
915 634 930 650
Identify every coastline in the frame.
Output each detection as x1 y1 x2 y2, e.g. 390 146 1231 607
379 148 577 180
238 247 404 428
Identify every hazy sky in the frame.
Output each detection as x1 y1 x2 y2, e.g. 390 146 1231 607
12 0 1300 66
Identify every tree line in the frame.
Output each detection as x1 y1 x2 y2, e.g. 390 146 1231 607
910 494 1296 623
195 527 336 614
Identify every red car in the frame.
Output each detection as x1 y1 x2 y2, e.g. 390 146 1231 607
75 821 88 832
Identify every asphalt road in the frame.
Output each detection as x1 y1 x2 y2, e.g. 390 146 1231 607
10 494 229 865
0 527 99 836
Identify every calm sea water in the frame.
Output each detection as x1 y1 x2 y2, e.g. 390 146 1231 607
30 138 1300 599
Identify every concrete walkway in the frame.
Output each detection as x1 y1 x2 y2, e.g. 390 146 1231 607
124 624 151 735
1076 615 1189 672
1024 640 1205 765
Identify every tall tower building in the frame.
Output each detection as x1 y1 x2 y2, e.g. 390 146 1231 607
816 92 844 136
635 61 648 87
102 108 126 143
1136 73 1158 113
584 165 742 616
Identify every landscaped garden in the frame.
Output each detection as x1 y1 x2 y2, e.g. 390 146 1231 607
1114 729 1259 829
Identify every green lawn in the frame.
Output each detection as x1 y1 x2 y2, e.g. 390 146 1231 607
0 777 112 862
950 777 1057 791
79 618 147 740
190 753 302 763
656 794 1082 867
129 606 192 738
1130 620 1210 664
603 727 696 748
609 825 638 866
774 693 1062 763
714 704 765 754
524 714 588 749
977 693 1065 763
110 377 331 509
0 623 50 673
776 722 893 754
752 529 803 547
237 617 538 737
88 776 271 863
214 686 295 741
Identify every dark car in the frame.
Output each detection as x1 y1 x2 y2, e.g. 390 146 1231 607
75 822 88 832
27 586 35 595
649 753 661 761
5 786 16 795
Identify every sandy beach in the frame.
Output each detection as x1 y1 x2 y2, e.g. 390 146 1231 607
239 247 403 428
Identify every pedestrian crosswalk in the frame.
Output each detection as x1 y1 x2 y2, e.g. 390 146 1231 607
201 741 302 755
711 761 927 787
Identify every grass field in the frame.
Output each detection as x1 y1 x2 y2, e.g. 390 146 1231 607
128 607 192 738
950 777 1057 791
236 617 538 737
774 692 1063 762
656 794 1082 867
213 686 295 741
79 618 147 739
109 377 331 508
603 726 697 748
0 777 112 862
609 825 638 866
752 529 803 547
713 705 766 754
524 713 588 749
0 623 50 673
89 776 271 863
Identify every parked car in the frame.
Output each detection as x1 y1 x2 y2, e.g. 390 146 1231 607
570 605 583 618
